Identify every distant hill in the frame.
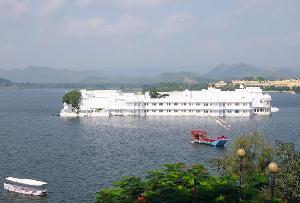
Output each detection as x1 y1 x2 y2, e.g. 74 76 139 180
0 66 211 85
203 63 299 80
0 66 86 83
0 77 13 86
275 68 300 78
80 72 210 85
79 76 112 84
0 64 298 85
154 72 210 84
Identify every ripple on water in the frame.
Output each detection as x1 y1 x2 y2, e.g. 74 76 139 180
0 90 299 202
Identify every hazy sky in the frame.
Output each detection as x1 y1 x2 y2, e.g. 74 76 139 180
0 0 300 71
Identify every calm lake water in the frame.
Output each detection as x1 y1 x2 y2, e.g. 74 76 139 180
0 89 299 202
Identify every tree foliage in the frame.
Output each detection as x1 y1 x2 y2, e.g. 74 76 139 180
275 142 300 202
243 76 266 81
149 88 160 98
63 90 81 109
292 86 300 94
144 83 209 93
210 132 275 201
96 163 259 203
96 177 144 203
210 132 300 202
262 86 291 92
210 132 273 178
220 84 240 91
95 132 299 203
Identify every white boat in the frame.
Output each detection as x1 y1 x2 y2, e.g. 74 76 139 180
271 107 279 112
4 177 47 196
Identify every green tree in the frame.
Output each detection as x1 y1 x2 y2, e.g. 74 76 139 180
292 86 300 94
209 132 300 202
262 86 291 92
145 163 240 203
210 132 275 201
96 177 144 203
149 88 160 98
63 90 81 109
275 142 300 202
96 163 242 203
210 132 273 178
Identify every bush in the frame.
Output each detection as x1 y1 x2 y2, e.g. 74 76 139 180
63 90 81 109
210 132 274 201
96 163 241 203
210 132 273 178
292 86 300 94
149 88 159 98
210 132 300 202
275 142 300 202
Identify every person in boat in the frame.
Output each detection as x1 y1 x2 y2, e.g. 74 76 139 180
137 194 145 203
199 131 208 140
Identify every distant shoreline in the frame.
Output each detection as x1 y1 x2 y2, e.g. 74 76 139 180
0 86 298 94
263 90 296 94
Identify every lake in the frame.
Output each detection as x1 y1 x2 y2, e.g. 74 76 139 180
0 89 299 202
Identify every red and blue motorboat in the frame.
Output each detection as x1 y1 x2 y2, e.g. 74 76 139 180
191 130 228 146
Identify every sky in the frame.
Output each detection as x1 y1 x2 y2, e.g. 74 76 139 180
0 0 300 72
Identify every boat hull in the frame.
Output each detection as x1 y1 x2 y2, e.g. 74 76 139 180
4 183 47 196
191 130 228 146
192 139 228 146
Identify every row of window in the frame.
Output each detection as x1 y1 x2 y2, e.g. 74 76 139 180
80 109 250 114
254 108 270 112
144 102 249 106
145 110 249 113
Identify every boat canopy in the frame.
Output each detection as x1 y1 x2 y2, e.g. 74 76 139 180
5 177 47 186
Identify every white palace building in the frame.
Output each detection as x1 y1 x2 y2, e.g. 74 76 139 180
60 87 275 117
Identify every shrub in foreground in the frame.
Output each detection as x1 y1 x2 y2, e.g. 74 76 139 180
96 163 257 203
210 132 299 202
